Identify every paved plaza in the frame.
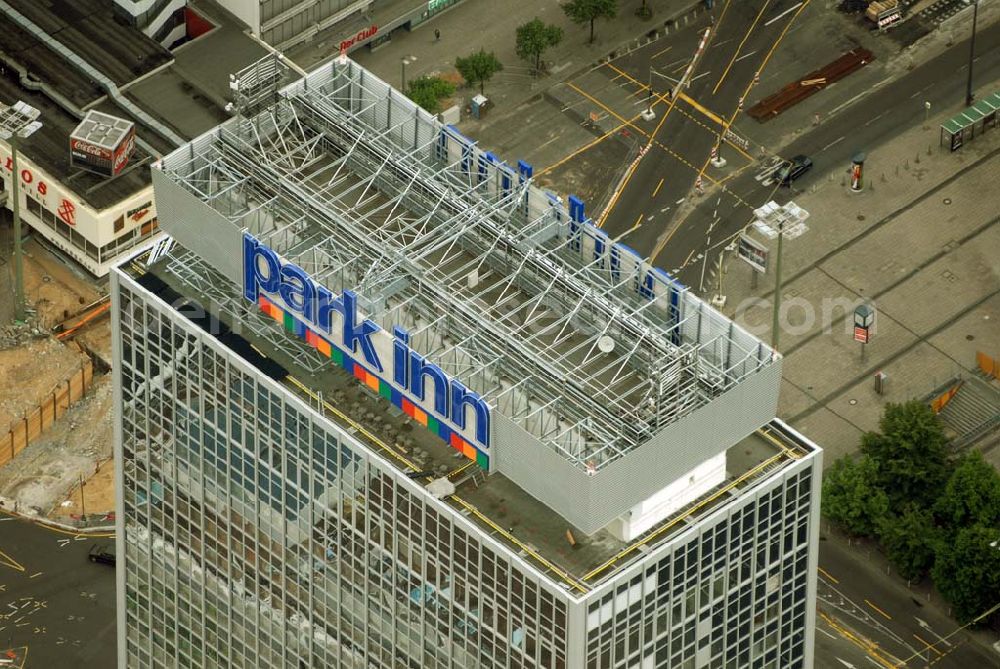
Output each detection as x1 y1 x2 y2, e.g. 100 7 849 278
716 81 1000 462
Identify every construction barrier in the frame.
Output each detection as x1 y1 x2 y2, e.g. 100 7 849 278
978 351 1000 380
929 380 963 414
0 359 93 468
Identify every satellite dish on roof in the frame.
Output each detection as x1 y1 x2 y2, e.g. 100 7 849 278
597 336 615 353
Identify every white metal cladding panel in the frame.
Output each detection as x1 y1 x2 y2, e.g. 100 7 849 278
582 358 782 533
492 357 779 537
493 413 594 531
492 357 782 537
415 109 435 158
361 77 391 129
389 97 417 151
150 170 244 282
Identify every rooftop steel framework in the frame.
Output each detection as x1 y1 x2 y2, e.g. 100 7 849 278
155 55 777 472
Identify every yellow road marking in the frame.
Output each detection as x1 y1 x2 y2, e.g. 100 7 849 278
865 599 893 620
651 0 811 262
817 566 839 584
678 91 725 125
820 611 905 669
652 178 664 197
604 62 649 92
914 633 944 657
712 0 772 96
535 116 636 177
651 44 673 60
928 641 961 666
566 82 720 227
565 82 728 227
714 0 734 38
0 547 26 573
725 0 812 131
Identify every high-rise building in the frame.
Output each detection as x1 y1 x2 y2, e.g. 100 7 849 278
113 55 822 669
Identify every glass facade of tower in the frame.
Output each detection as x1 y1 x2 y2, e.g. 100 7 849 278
114 273 573 669
113 269 820 669
582 469 814 669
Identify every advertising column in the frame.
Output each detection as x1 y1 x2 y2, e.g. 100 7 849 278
850 152 865 192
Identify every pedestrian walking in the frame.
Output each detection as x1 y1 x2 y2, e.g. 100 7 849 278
434 28 440 42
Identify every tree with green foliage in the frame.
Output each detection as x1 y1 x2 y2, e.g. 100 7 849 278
931 524 1000 624
454 49 503 95
405 75 456 114
934 450 1000 531
860 400 952 509
516 19 563 74
876 507 939 581
822 455 889 537
561 0 617 44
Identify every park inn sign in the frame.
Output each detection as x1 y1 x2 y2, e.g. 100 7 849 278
242 233 492 465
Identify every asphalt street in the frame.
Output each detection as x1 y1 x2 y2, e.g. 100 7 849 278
817 535 1000 668
0 512 116 668
655 17 1000 287
598 0 808 252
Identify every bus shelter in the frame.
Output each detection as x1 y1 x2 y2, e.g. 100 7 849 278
940 91 1000 151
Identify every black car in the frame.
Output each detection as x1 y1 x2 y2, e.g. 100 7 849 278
772 155 813 186
88 542 116 566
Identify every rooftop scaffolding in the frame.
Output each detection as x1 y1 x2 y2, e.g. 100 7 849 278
152 56 781 534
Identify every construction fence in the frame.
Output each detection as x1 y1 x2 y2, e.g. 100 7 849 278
0 358 94 468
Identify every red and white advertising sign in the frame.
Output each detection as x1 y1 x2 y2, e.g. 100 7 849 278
112 128 136 175
70 138 112 160
2 154 50 198
57 198 77 226
853 326 870 343
339 24 378 52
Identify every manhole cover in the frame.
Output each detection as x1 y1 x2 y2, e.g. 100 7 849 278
943 198 952 205
857 215 866 221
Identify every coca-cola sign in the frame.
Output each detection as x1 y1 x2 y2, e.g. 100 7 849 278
70 139 110 160
113 132 136 173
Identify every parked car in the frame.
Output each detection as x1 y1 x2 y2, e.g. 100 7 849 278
88 542 115 566
772 155 813 185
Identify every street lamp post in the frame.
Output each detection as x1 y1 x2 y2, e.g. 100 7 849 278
771 219 784 351
11 135 24 321
966 0 979 107
401 55 416 92
752 201 809 352
0 101 42 324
